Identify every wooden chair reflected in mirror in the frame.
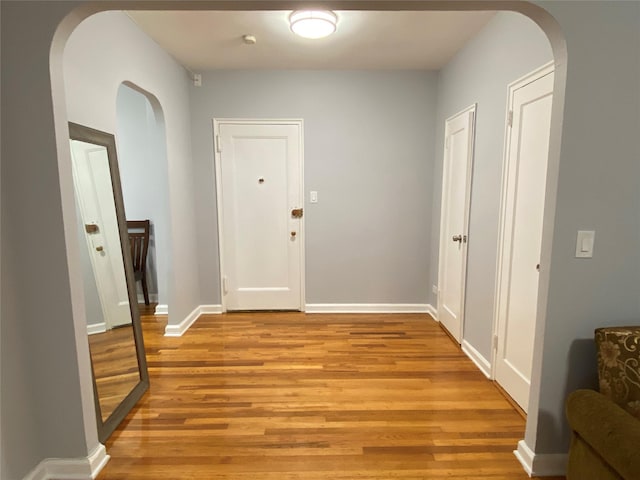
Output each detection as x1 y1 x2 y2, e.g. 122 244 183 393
127 220 151 305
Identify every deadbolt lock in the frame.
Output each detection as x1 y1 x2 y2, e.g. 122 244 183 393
291 208 303 218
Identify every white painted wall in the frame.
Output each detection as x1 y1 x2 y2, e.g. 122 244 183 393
190 70 437 305
2 2 639 479
63 11 200 327
431 12 553 366
116 84 171 306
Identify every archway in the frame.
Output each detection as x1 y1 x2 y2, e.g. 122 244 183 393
47 2 568 478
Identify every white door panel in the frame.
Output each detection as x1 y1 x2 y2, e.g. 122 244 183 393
71 140 131 329
495 65 554 412
217 121 303 311
438 105 476 342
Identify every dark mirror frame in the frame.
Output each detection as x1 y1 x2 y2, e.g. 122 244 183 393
69 122 149 443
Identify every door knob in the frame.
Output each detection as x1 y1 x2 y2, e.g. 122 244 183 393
96 246 104 252
291 231 297 237
452 235 462 243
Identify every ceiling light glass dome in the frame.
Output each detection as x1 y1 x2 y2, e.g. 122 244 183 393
289 10 337 39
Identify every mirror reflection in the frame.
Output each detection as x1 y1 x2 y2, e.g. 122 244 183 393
69 127 148 433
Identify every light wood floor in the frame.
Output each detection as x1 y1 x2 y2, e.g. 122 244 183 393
88 324 140 421
97 312 565 479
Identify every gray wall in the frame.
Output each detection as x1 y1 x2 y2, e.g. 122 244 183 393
527 0 640 453
63 10 199 330
116 83 171 305
431 12 553 362
2 2 640 479
191 70 438 305
1 2 97 479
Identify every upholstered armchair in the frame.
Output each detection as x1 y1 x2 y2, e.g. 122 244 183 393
566 327 640 480
595 327 640 417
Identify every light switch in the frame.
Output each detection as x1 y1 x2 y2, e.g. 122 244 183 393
310 191 318 204
575 230 595 258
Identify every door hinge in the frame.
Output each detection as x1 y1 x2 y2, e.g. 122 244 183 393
507 110 513 128
445 135 450 149
492 334 499 350
216 134 222 153
222 275 228 294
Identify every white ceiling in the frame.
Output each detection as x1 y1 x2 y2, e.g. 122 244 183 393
126 10 496 71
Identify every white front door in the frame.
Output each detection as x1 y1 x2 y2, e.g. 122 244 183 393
71 139 131 329
437 105 476 343
494 64 554 412
215 120 304 311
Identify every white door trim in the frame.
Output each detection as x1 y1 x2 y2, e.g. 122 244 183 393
212 118 305 312
491 61 555 382
436 103 477 343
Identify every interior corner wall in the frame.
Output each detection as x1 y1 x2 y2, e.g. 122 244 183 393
189 70 438 305
430 11 553 362
63 10 199 325
116 84 171 305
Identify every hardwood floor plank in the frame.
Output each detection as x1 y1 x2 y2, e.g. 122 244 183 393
97 312 564 479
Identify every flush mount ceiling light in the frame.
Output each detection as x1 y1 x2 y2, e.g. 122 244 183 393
289 10 337 39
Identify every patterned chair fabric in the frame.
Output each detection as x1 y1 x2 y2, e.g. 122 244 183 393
595 327 640 419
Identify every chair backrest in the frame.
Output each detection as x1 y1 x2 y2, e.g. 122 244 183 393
126 220 150 273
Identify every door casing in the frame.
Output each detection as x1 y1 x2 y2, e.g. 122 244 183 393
213 118 305 312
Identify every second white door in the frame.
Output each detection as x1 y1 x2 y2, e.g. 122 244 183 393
437 105 476 342
215 120 304 311
494 64 554 412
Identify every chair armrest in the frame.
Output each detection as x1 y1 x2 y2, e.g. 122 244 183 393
567 389 640 480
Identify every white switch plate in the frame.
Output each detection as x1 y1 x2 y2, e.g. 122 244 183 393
575 230 595 258
310 191 318 203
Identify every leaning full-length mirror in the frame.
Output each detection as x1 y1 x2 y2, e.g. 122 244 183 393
69 122 149 442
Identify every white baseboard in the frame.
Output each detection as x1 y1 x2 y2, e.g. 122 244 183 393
154 304 168 315
164 305 200 337
164 304 223 337
200 304 223 314
514 440 567 477
426 303 437 320
87 444 110 479
86 322 107 335
305 303 431 314
461 339 492 379
23 444 109 480
514 440 535 476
